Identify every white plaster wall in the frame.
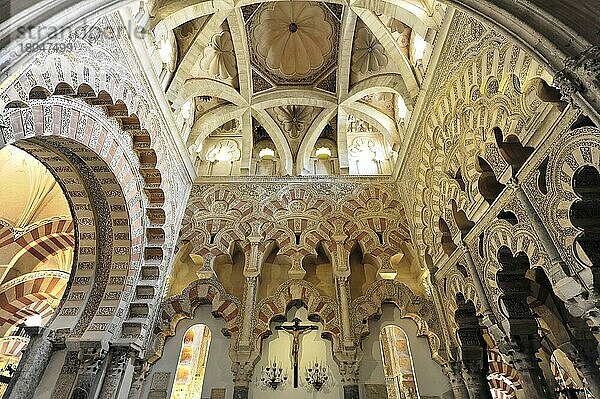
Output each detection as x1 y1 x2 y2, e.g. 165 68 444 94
250 307 343 399
34 349 67 399
360 304 453 399
141 305 234 398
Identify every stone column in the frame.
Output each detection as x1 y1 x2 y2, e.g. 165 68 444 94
238 276 258 352
462 246 493 317
442 361 470 399
501 338 554 399
462 359 493 399
71 347 109 399
4 326 55 399
335 275 355 350
98 347 135 399
232 361 254 399
339 360 360 399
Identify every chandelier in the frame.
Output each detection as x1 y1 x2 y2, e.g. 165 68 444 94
305 361 328 391
260 361 287 390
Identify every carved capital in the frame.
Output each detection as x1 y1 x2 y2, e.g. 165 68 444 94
554 46 600 105
442 361 466 385
338 360 360 384
232 361 255 386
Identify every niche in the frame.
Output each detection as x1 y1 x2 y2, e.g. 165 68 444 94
494 127 534 175
349 242 378 299
302 242 335 298
475 156 505 204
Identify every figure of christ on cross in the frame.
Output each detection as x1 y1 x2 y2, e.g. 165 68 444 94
275 317 319 388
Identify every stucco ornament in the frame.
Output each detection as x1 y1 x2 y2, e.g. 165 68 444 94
352 27 388 74
253 2 333 77
274 105 315 139
200 31 238 79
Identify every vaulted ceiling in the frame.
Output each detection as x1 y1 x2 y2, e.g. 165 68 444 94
140 0 444 176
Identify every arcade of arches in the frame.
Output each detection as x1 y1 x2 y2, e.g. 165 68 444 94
0 0 598 398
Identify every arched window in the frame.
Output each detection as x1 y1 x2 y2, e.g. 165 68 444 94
379 325 419 399
170 324 212 399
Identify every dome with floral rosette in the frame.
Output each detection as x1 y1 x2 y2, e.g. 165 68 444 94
248 1 339 85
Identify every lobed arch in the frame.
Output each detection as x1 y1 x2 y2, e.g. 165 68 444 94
538 126 600 276
150 278 241 363
251 279 341 355
351 279 445 364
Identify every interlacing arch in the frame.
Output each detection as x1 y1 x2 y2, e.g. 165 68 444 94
150 278 241 363
251 279 341 353
532 126 600 275
351 279 444 363
410 35 555 258
481 219 550 295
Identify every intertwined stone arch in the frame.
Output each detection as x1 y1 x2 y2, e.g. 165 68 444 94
252 279 341 352
150 278 241 362
351 279 444 363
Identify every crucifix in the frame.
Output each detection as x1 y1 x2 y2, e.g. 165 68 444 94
275 317 318 388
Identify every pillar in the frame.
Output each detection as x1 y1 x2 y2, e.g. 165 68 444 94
232 361 253 399
442 361 470 399
70 347 109 399
462 359 493 399
238 276 258 352
335 276 355 350
501 338 554 399
339 360 360 399
98 347 135 399
4 327 55 399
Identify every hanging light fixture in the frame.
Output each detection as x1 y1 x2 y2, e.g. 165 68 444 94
260 360 287 390
305 361 328 391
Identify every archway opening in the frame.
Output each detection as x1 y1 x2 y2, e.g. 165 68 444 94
170 324 212 399
379 325 419 399
0 145 74 394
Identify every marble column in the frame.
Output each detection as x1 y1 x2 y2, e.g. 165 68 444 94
238 276 258 352
4 327 55 399
461 246 493 317
442 361 470 399
335 276 355 350
461 359 493 399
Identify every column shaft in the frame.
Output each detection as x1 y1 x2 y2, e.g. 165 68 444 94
4 327 54 399
443 362 470 399
462 360 493 399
